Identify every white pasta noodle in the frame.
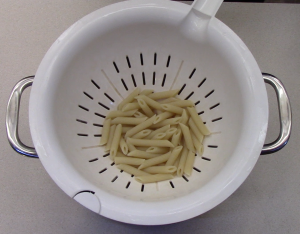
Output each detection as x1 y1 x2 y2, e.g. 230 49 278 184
127 138 174 147
127 141 136 152
152 132 167 140
135 95 163 110
135 146 149 151
167 100 194 107
191 132 204 155
105 124 116 152
163 128 177 140
171 128 182 147
138 152 171 169
158 97 178 104
187 107 211 135
137 98 154 117
177 145 189 176
140 89 154 95
146 147 169 154
153 112 174 124
146 125 170 139
119 137 128 155
121 126 133 134
117 164 150 176
188 118 204 143
110 124 122 158
161 104 184 115
132 129 152 139
116 151 126 158
118 88 140 110
122 102 140 112
179 123 195 152
106 109 138 119
143 166 177 174
114 157 145 166
124 115 156 138
100 118 111 145
184 150 196 176
128 150 161 159
111 117 147 125
151 117 181 128
166 145 183 166
180 109 189 125
135 174 174 183
133 111 146 118
147 90 179 100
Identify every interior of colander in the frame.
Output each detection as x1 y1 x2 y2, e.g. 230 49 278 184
30 0 268 224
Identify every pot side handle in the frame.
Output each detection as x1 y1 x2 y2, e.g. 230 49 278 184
261 73 292 155
6 76 38 158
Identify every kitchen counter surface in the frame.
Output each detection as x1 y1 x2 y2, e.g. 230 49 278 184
0 1 299 233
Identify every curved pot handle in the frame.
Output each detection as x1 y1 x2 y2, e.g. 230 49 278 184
6 76 38 158
261 73 292 155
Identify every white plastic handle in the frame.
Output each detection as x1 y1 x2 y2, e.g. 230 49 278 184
192 0 224 17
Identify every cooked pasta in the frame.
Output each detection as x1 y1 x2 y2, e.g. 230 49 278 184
147 90 179 100
138 152 171 170
166 145 183 166
135 95 163 110
161 104 184 115
187 107 211 135
114 157 145 166
143 166 177 174
167 100 194 108
171 128 182 147
127 138 174 147
184 150 196 176
153 112 174 124
177 145 189 176
119 137 128 155
106 109 137 119
152 132 167 140
135 174 174 183
146 125 170 139
179 123 195 152
188 118 204 143
146 147 170 154
128 150 161 159
124 115 156 138
105 124 116 152
117 164 150 176
110 124 122 158
132 129 152 139
99 118 111 145
118 88 140 110
137 98 154 117
122 102 140 112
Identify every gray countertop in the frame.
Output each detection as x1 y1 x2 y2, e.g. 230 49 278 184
1 1 300 233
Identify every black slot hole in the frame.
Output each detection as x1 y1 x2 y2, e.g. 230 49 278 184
78 105 89 112
126 56 131 68
208 145 218 148
83 92 93 100
89 158 98 162
195 101 200 106
126 181 131 189
152 72 156 85
121 79 128 91
162 74 167 87
185 92 194 100
111 176 118 182
93 123 103 127
131 74 137 87
111 162 115 166
193 167 201 172
169 181 175 188
94 134 102 137
113 61 119 73
210 103 220 110
205 90 215 98
95 113 106 118
202 157 211 161
212 117 223 122
178 84 186 95
189 68 196 79
91 79 100 89
141 184 144 192
198 78 206 88
140 53 144 66
76 119 87 124
142 72 146 85
99 168 107 173
104 93 115 102
182 175 189 182
103 153 110 157
98 102 110 110
166 55 171 67
77 133 88 137
154 53 157 65
198 111 204 115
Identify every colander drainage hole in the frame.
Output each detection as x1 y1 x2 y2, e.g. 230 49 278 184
103 153 110 157
93 123 103 127
195 101 200 106
77 133 88 137
104 93 114 103
182 175 189 182
185 91 194 100
178 84 186 95
140 53 144 66
142 72 146 85
95 112 106 118
99 168 107 173
169 181 175 188
131 174 134 178
210 103 220 110
189 68 196 79
83 91 93 100
121 78 128 91
126 56 131 68
198 78 206 88
111 176 118 182
131 74 137 87
141 184 144 192
78 105 89 112
98 102 110 110
126 182 131 189
205 90 214 98
154 53 157 65
152 72 156 85
161 74 167 87
94 134 101 137
120 170 124 173
111 162 115 166
193 167 201 172
113 61 119 73
89 158 98 162
198 111 204 115
208 145 218 148
91 79 100 89
76 119 87 124
202 157 211 161
212 117 222 122
166 55 171 68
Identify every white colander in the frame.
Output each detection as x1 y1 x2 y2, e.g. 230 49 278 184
6 0 291 225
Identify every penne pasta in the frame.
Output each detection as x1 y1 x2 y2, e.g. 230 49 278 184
146 147 170 154
188 118 204 143
132 129 152 139
133 111 146 118
161 104 184 115
117 164 150 176
180 109 189 125
171 128 182 147
135 95 163 110
191 132 204 155
116 151 126 158
179 123 195 152
111 117 147 125
158 97 178 104
187 107 211 135
128 150 161 159
151 117 181 128
124 115 156 138
143 166 177 174
166 145 183 166
140 89 154 95
122 102 140 112
184 150 196 176
146 125 170 139
114 157 145 166
153 111 174 124
137 98 155 117
138 152 171 169
147 90 179 100
106 109 138 119
177 145 189 176
118 88 140 110
105 124 116 152
110 124 122 158
126 139 136 152
127 138 174 147
135 146 149 151
163 128 177 140
99 118 111 145
152 132 167 140
119 137 128 155
135 174 174 183
121 126 133 134
167 100 194 107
